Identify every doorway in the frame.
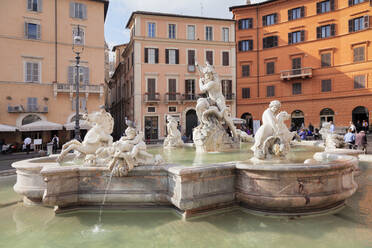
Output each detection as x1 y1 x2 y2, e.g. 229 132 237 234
186 109 197 140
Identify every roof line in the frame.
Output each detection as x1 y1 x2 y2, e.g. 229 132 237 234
229 0 280 11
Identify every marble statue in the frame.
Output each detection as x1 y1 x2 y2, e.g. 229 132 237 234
319 122 346 150
236 129 254 143
57 107 114 165
193 61 239 153
251 100 296 159
97 120 163 177
163 115 184 148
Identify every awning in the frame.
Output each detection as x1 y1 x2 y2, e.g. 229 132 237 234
0 124 17 132
20 120 63 132
64 120 91 130
232 118 246 124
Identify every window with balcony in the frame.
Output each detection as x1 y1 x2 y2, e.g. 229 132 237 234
263 36 278 49
187 50 196 72
165 49 179 64
147 78 156 100
321 79 332 92
70 2 87 19
187 25 195 40
25 62 40 83
354 75 366 89
242 65 250 77
263 13 277 26
206 51 213 65
68 66 89 85
205 26 213 41
238 18 253 29
292 57 302 75
349 0 366 6
288 7 304 20
316 0 334 14
222 52 229 66
238 40 253 52
266 61 275 75
266 86 275 97
72 26 85 45
168 79 177 101
25 22 40 40
144 48 159 64
221 80 233 99
168 24 176 39
353 46 365 62
292 82 302 95
349 16 369 32
148 22 156 37
185 79 195 100
321 53 331 67
288 30 305 44
317 24 336 39
222 28 229 42
242 88 250 99
27 0 42 12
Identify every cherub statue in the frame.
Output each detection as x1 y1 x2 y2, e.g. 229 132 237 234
163 115 183 148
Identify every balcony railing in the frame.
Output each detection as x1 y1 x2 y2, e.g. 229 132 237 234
8 105 48 113
144 92 161 103
280 67 312 80
165 92 182 102
224 93 236 101
55 83 102 93
182 93 199 101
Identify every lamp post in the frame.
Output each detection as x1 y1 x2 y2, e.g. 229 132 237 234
72 25 84 141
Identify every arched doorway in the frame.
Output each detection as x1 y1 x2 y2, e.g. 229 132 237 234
320 108 334 124
352 106 369 127
186 109 197 140
21 114 42 142
291 110 304 130
22 114 41 125
241 112 253 131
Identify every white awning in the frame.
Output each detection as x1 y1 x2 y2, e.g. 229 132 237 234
232 118 246 124
20 120 63 132
0 124 17 132
64 120 91 130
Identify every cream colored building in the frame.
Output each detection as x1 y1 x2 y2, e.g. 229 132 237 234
109 11 236 141
0 0 108 146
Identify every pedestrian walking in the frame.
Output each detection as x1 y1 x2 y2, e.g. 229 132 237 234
52 135 59 154
24 137 32 154
355 131 367 153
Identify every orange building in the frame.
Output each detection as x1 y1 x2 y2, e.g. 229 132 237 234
230 0 372 131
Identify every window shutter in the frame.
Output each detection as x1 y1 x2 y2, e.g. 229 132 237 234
249 18 253 28
36 24 41 39
262 16 266 26
316 2 321 14
68 66 74 84
348 0 353 6
70 2 74 18
301 30 305 41
82 4 87 19
316 26 321 39
27 0 32 10
165 49 169 64
349 19 353 32
38 0 42 12
330 0 335 11
238 41 242 51
249 40 253 50
288 33 292 44
33 63 39 82
301 6 305 17
84 67 89 85
175 49 179 64
364 15 370 29
288 9 292 21
26 62 32 82
238 20 242 29
274 13 277 24
331 24 336 36
144 48 148 63
155 48 159 64
24 22 28 38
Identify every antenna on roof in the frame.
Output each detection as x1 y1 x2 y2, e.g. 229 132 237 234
200 2 204 16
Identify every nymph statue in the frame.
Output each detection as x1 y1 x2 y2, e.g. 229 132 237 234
319 122 346 150
163 115 184 148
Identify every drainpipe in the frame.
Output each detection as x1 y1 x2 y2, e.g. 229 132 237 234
256 6 260 98
54 0 58 83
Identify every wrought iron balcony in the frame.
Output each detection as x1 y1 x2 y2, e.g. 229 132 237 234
165 92 182 103
280 67 312 80
144 92 161 103
8 105 48 113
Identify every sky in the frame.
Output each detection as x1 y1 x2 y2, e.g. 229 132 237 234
104 0 267 49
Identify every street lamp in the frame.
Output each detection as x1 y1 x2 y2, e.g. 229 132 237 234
72 25 84 141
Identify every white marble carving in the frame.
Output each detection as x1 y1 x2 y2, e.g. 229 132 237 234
163 115 184 148
193 61 238 153
251 100 296 160
236 129 254 143
319 122 346 150
57 107 114 165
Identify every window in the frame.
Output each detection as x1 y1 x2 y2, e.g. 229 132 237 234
148 22 156 38
144 48 159 64
288 7 304 20
238 18 253 29
168 24 176 39
206 51 213 65
222 52 229 66
349 16 369 32
165 49 179 64
267 86 275 97
354 75 366 88
205 26 213 41
353 46 365 62
222 28 229 42
292 82 302 95
292 57 302 74
288 30 305 44
70 2 87 19
263 36 278 49
147 78 156 99
68 66 89 85
148 107 156 113
242 88 250 99
266 62 275 75
263 13 277 26
321 53 331 67
25 22 40 40
316 0 334 14
317 24 336 39
72 26 84 45
27 97 38 112
321 79 332 92
238 40 253 52
27 0 42 12
25 62 40 82
349 0 366 6
168 106 177 112
168 79 177 100
72 98 86 111
187 25 195 40
221 80 232 99
242 65 250 77
188 50 196 72
185 80 195 100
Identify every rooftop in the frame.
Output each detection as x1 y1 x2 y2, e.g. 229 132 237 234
229 0 280 11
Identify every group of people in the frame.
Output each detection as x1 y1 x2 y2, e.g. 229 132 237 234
344 121 368 152
22 134 60 155
295 122 321 141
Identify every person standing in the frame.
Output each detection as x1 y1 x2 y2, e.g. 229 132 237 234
330 121 335 133
356 120 362 132
344 129 355 149
24 137 32 154
362 120 368 132
355 131 367 153
308 123 314 133
52 135 59 154
349 121 356 133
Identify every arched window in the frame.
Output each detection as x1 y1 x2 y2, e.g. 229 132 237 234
352 106 369 125
22 114 41 125
320 108 335 124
